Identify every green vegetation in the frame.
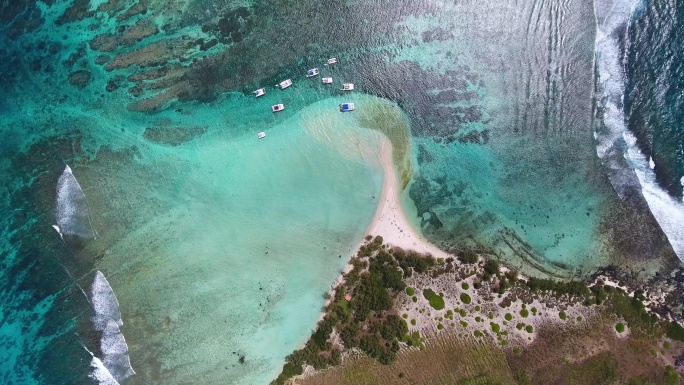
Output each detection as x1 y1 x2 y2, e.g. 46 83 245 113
437 323 444 330
527 277 590 299
272 362 304 385
666 322 684 342
474 330 484 337
484 259 501 276
411 319 416 326
525 325 533 333
405 287 415 296
423 289 445 310
615 322 625 333
475 305 481 312
577 316 583 322
559 311 567 320
460 293 472 304
516 323 524 330
273 238 432 384
458 251 479 264
505 313 513 321
462 282 470 290
490 322 500 333
566 354 618 385
460 321 468 328
520 309 529 318
665 365 679 385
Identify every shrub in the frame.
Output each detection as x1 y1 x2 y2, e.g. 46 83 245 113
505 313 513 321
520 309 529 318
437 323 444 330
615 322 625 333
460 321 468 327
525 325 534 333
559 311 567 320
577 316 583 322
458 251 478 264
474 330 483 337
462 282 469 290
516 323 524 330
405 287 415 296
475 305 481 312
460 293 472 305
483 259 500 275
491 322 500 333
423 289 445 310
666 322 684 342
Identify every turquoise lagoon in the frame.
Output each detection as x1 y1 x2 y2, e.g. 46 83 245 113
1 0 682 383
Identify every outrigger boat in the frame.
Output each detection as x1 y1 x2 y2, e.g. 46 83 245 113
254 88 266 97
278 79 292 89
322 77 333 84
306 68 319 77
272 103 285 112
340 102 355 112
341 83 354 91
258 132 266 139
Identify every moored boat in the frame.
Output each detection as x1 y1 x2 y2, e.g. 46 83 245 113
272 103 285 112
327 58 337 65
341 83 354 91
340 102 355 112
258 132 266 139
254 88 266 97
306 68 319 77
322 77 333 84
278 79 292 89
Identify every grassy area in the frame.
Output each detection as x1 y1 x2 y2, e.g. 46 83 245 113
300 333 516 385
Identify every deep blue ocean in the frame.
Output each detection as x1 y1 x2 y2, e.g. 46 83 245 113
1 0 683 384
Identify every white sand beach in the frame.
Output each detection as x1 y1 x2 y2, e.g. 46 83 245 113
366 137 450 259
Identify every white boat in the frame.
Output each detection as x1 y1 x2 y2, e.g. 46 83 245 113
258 132 266 139
254 88 266 97
272 103 284 112
340 102 355 112
278 79 292 89
306 68 319 77
322 77 333 84
341 83 354 91
326 58 337 65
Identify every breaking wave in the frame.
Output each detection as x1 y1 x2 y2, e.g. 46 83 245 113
55 165 97 239
88 352 120 385
91 271 135 383
593 0 684 259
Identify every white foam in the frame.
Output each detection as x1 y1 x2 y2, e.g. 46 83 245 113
593 0 684 259
51 224 63 240
91 271 135 382
89 355 120 385
55 165 97 239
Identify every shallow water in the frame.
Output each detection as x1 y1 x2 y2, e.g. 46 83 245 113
0 0 681 383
